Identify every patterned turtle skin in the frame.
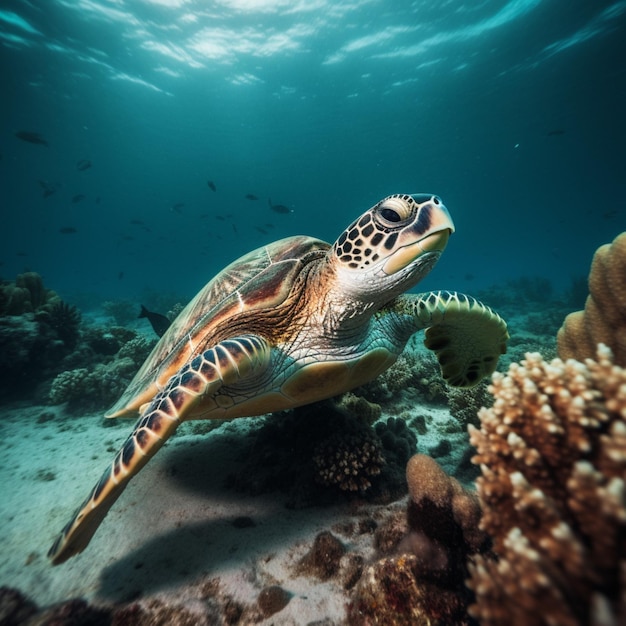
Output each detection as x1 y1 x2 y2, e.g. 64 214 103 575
48 193 509 565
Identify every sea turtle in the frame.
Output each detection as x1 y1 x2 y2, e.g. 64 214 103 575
48 193 508 565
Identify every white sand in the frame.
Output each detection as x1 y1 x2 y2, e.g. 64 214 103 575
0 396 461 623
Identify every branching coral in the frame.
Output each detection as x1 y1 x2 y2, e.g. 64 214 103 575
558 231 626 365
467 346 626 625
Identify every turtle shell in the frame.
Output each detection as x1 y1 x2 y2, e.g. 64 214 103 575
107 235 329 417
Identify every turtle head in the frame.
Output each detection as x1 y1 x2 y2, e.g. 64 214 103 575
331 193 454 300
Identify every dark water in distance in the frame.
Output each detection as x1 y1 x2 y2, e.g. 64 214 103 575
1 0 625 304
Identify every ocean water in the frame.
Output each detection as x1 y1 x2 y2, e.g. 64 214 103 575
1 2 625 621
2 0 624 304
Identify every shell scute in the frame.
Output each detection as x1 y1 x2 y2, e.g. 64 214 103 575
107 235 329 417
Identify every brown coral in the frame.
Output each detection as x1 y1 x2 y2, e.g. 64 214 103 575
557 231 626 365
347 554 471 625
404 455 487 586
467 346 626 626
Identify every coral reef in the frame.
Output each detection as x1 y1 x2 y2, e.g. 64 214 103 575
117 334 157 367
102 299 138 327
36 300 82 349
357 348 447 407
375 416 417 468
0 272 86 398
347 454 486 624
226 399 413 506
297 530 347 581
558 231 626 365
0 315 41 395
446 379 491 429
0 586 38 625
337 391 382 425
313 430 385 492
0 586 110 626
467 346 626 625
48 358 137 411
0 272 59 315
347 554 472 626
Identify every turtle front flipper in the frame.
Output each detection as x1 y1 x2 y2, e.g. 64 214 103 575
397 291 509 387
48 334 270 565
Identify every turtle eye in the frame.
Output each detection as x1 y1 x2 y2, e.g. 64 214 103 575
380 208 401 222
375 198 412 225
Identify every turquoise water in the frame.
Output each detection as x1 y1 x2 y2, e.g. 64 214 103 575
2 0 625 303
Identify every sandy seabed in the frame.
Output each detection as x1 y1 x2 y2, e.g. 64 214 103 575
0 395 460 624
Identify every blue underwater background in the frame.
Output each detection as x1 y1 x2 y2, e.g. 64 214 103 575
1 1 626 623
2 0 625 303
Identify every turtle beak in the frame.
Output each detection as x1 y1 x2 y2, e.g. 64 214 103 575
382 228 451 275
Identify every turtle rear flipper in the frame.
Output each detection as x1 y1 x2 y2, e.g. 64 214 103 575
399 291 508 387
49 335 270 565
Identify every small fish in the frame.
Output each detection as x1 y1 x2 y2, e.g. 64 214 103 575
547 129 565 136
245 194 258 200
15 131 48 146
130 219 144 225
118 271 124 280
77 159 92 171
122 235 134 241
172 202 184 213
602 210 618 219
38 180 59 198
215 215 226 221
16 252 28 257
95 197 101 204
138 304 171 338
232 224 238 233
268 198 293 214
207 181 217 192
265 223 275 228
71 194 85 204
59 227 77 234
256 226 268 235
